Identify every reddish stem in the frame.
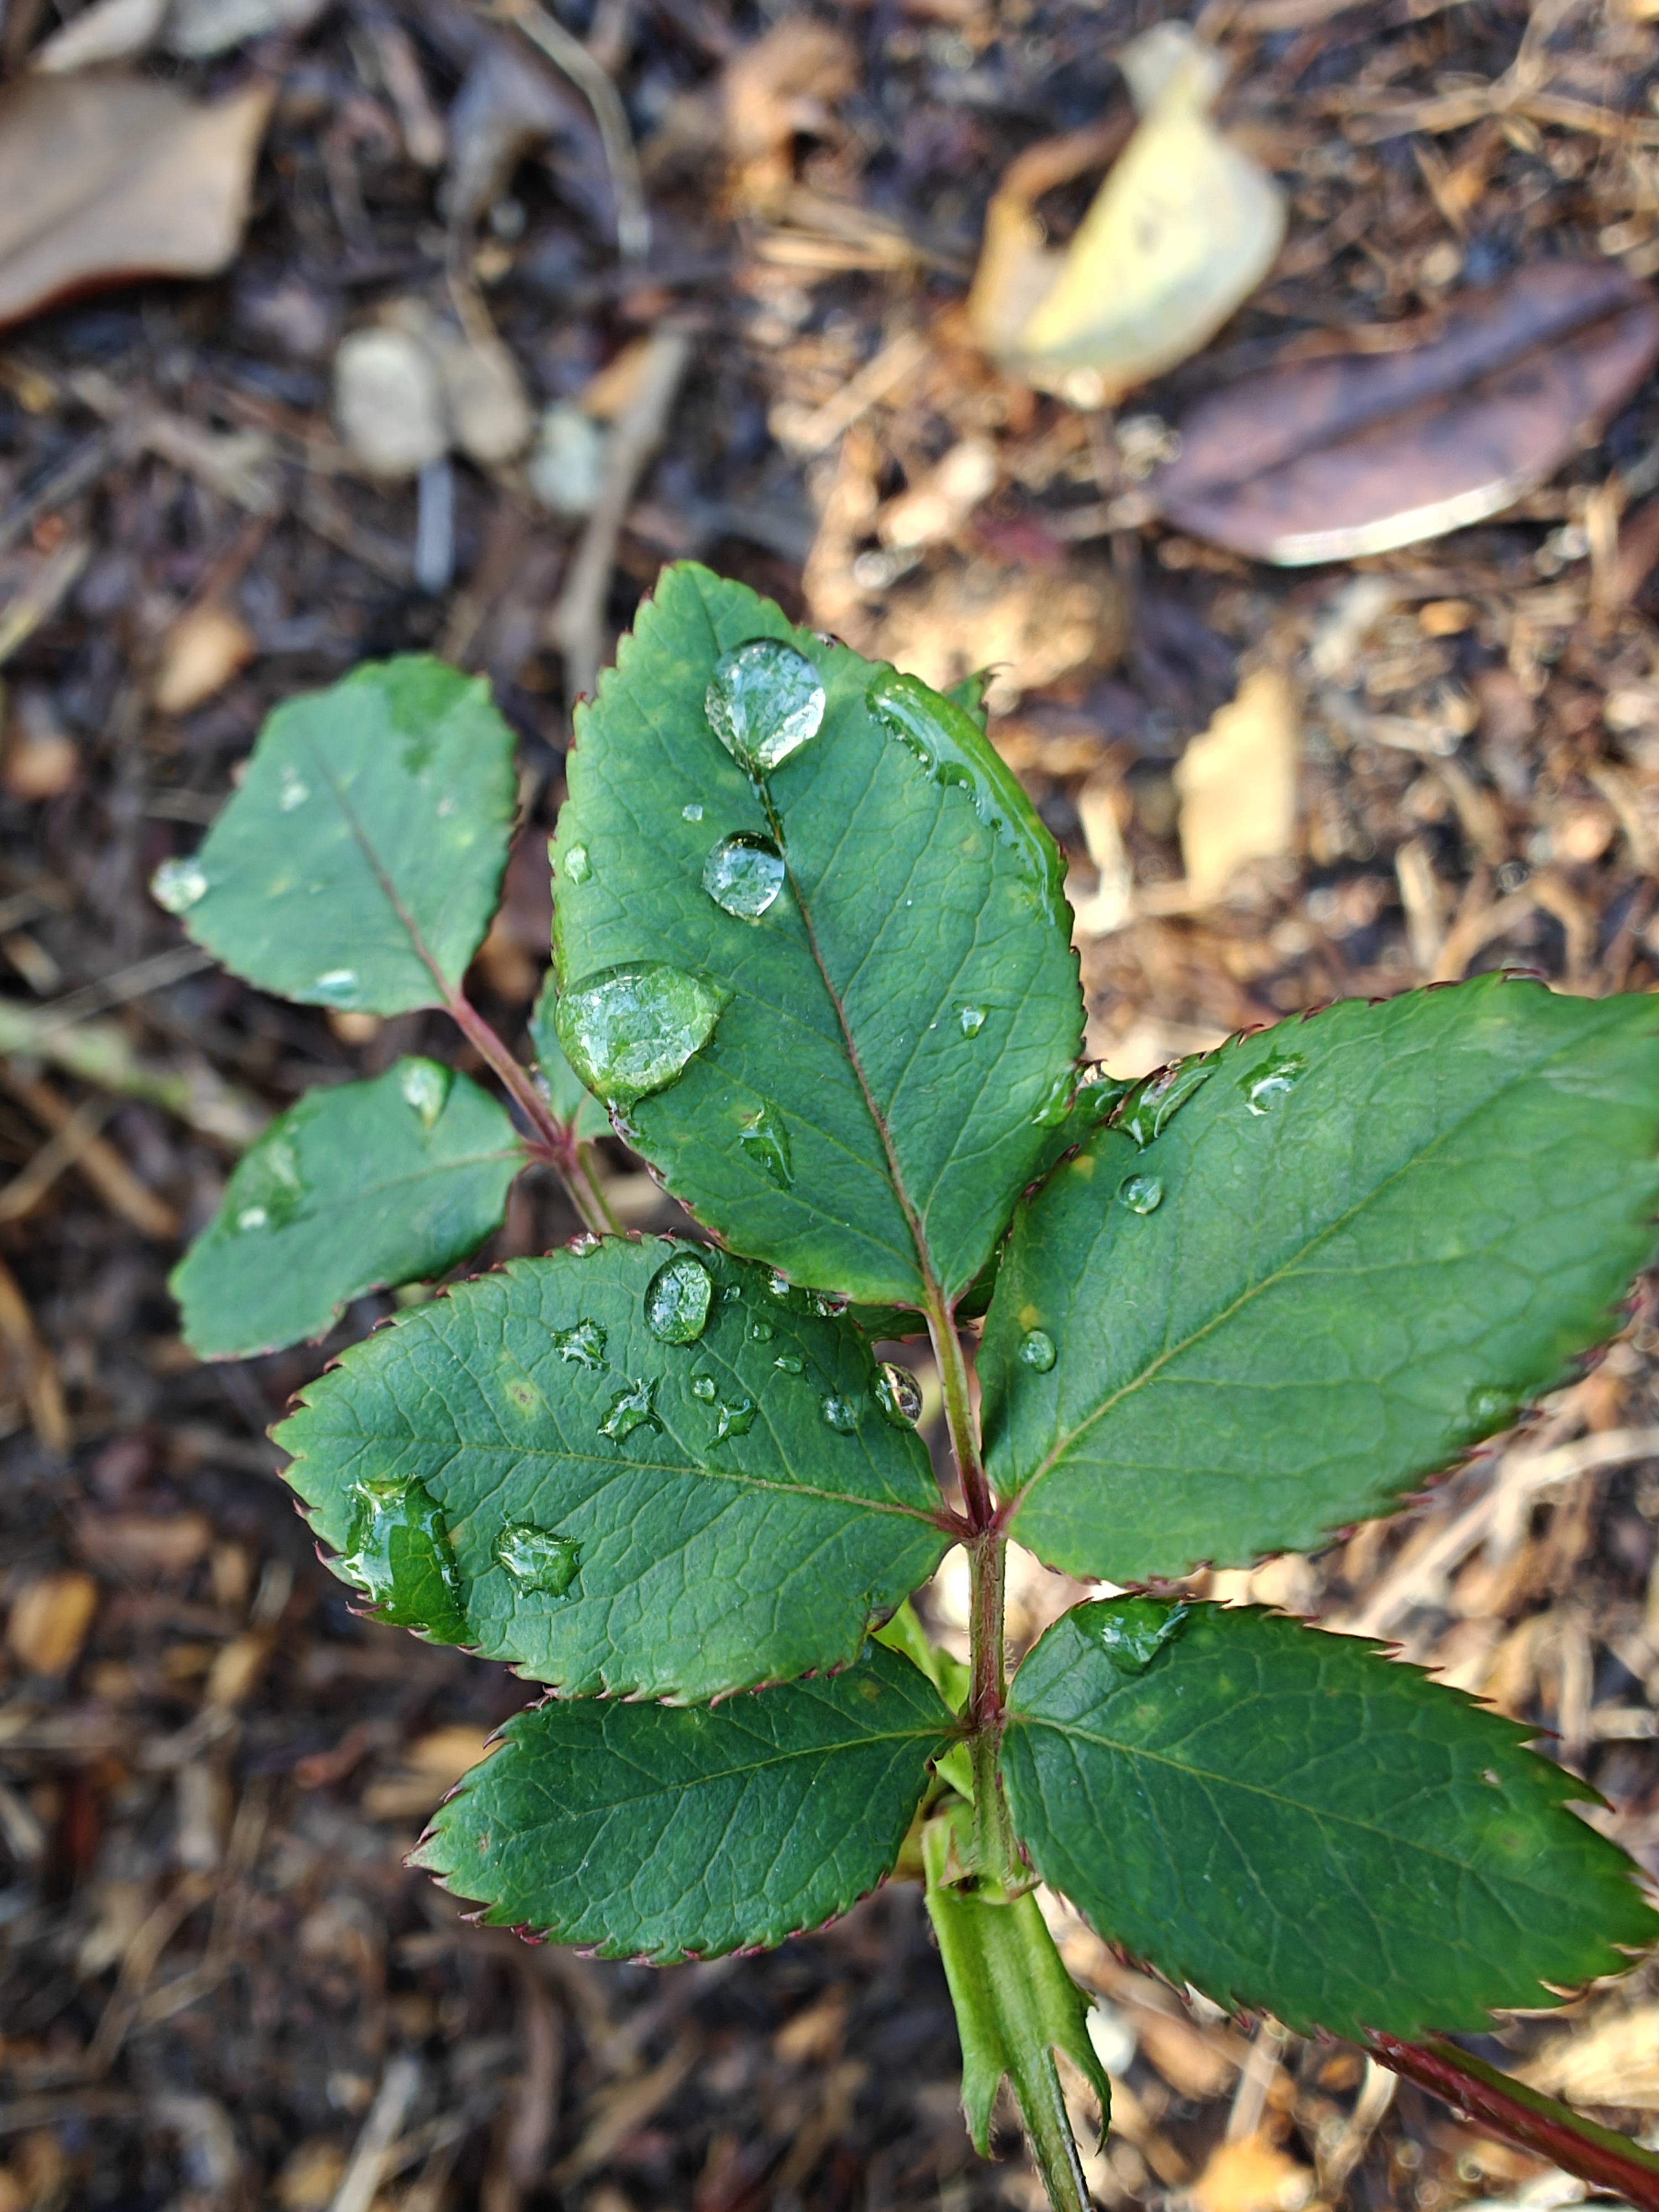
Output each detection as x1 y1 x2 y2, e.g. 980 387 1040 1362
444 990 614 1235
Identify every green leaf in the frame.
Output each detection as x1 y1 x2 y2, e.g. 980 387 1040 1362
984 978 1659 1581
1001 1599 1658 2042
152 657 517 1015
923 1799 1105 2210
944 671 993 730
274 1238 947 1698
528 968 612 1141
411 1644 954 1961
550 562 1082 1310
170 1060 523 1358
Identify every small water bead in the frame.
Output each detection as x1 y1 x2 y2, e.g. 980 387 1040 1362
691 1374 718 1401
555 962 727 1104
768 1272 792 1300
550 1318 606 1368
1118 1057 1214 1146
873 1363 923 1427
714 1397 755 1442
341 1476 468 1643
1241 1048 1307 1117
1018 1329 1057 1373
706 639 826 775
311 969 362 1009
278 765 310 812
1096 1598 1190 1676
599 1379 660 1440
399 1058 453 1132
682 802 704 822
229 1132 306 1234
739 1102 793 1188
1468 1385 1516 1432
151 857 208 915
747 1320 775 1343
958 1006 987 1039
567 1232 602 1258
495 1524 581 1598
564 843 591 884
773 1353 805 1375
821 1394 859 1434
1120 1173 1164 1215
703 833 786 921
644 1253 713 1344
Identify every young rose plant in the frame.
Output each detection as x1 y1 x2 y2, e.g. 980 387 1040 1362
158 565 1659 2212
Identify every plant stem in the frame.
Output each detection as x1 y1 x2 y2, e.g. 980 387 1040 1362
444 990 613 1238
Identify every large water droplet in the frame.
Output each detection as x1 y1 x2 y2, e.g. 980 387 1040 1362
341 1476 468 1643
1120 1173 1163 1215
1094 1598 1189 1676
152 857 208 914
564 842 591 884
1018 1329 1056 1373
874 1363 923 1427
1241 1048 1307 1117
739 1102 793 1188
556 963 728 1104
706 639 826 774
747 1319 775 1343
495 1524 581 1598
703 833 785 921
400 1058 453 1132
714 1397 755 1442
550 1318 607 1368
311 968 363 1009
278 764 310 812
958 1005 987 1038
644 1252 713 1344
773 1353 804 1375
1117 1057 1214 1147
599 1379 660 1441
230 1131 306 1234
691 1374 717 1401
821 1394 859 1433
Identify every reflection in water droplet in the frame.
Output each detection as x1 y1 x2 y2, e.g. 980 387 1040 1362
556 963 728 1104
550 1318 607 1369
747 1320 774 1343
703 833 785 921
399 1058 453 1132
691 1374 717 1401
821 1394 859 1433
495 1524 581 1598
644 1252 713 1343
599 1379 660 1441
714 1397 755 1442
568 1232 602 1257
152 858 209 914
1121 1174 1164 1215
682 802 704 822
278 765 310 812
874 1363 923 1427
958 1006 987 1038
1019 1329 1056 1373
1096 1598 1189 1675
739 1102 792 1188
311 969 362 1009
341 1476 468 1643
1468 1385 1515 1432
773 1354 804 1375
808 1291 846 1318
564 843 591 884
768 1272 792 1300
237 1205 269 1232
1117 1057 1214 1146
706 639 826 775
1241 1048 1308 1117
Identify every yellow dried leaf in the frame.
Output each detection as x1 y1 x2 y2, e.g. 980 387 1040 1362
1173 667 1300 903
7 1569 97 1675
154 603 256 716
1191 2135 1313 2212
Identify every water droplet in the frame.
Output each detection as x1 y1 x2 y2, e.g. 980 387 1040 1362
341 1476 468 1643
564 842 591 884
229 1131 305 1233
807 1291 846 1318
821 1394 859 1433
1241 1048 1308 1117
958 1005 987 1038
773 1353 804 1375
399 1058 453 1132
682 802 704 822
311 969 362 1009
278 764 310 812
1467 1385 1515 1432
714 1397 755 1442
550 1318 606 1369
739 1102 792 1188
236 1204 269 1232
768 1271 792 1300
1076 1070 1135 1124
1120 1174 1164 1215
1018 1329 1056 1373
567 1232 602 1257
644 1252 713 1344
556 963 728 1104
494 1524 581 1598
1094 1598 1189 1676
703 832 786 921
706 639 826 774
1117 1057 1215 1146
599 1379 660 1441
874 1363 923 1427
747 1319 774 1343
151 858 208 914
691 1374 717 1401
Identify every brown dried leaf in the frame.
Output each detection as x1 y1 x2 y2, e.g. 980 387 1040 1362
1191 2136 1313 2212
154 604 257 717
76 1510 213 1580
0 74 273 333
6 1570 97 1675
1151 261 1659 564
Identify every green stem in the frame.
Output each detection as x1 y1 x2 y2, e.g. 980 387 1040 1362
445 990 613 1239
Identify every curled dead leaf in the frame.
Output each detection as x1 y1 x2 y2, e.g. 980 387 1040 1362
154 603 257 716
6 1569 98 1676
1175 667 1301 902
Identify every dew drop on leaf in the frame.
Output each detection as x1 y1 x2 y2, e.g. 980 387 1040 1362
237 1205 269 1231
821 1394 859 1433
1019 1328 1057 1373
599 1379 660 1441
550 1318 607 1369
1241 1048 1308 1117
494 1524 581 1598
1120 1173 1164 1215
311 968 363 1009
958 1005 988 1038
874 1363 924 1427
399 1058 453 1132
644 1251 713 1343
567 1232 602 1257
706 639 826 774
1467 1385 1516 1431
768 1271 792 1300
773 1353 805 1375
739 1101 793 1187
555 963 728 1104
714 1397 755 1442
278 765 310 812
702 833 786 921
682 802 703 821
1095 1598 1190 1675
231 1133 306 1232
747 1319 774 1343
1117 1057 1215 1146
691 1374 717 1401
341 1476 468 1643
151 857 208 914
564 842 591 884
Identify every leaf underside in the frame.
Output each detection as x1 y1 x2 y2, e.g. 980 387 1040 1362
168 656 517 1015
551 562 1083 1308
1003 1600 1658 2043
413 1644 955 1961
171 1060 523 1358
275 1240 947 1701
984 977 1659 1582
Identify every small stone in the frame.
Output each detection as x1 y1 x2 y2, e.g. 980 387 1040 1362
333 327 447 481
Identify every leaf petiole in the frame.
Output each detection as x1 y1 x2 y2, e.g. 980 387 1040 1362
443 987 614 1237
